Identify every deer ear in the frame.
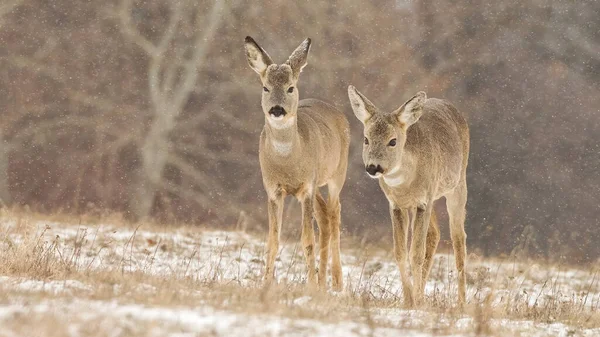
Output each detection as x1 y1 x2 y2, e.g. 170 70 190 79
286 38 311 77
244 36 273 76
394 91 427 127
348 85 376 124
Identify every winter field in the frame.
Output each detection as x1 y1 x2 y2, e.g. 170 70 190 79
0 210 599 337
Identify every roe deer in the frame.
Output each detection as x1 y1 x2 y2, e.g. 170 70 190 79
244 36 350 290
348 86 469 306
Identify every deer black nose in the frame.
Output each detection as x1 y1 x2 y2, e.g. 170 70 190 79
269 106 286 117
366 164 383 176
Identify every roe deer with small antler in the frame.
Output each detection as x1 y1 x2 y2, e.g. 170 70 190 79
348 86 470 307
244 37 349 290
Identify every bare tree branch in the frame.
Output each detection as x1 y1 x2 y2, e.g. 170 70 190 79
119 0 229 219
147 2 182 112
117 0 158 56
162 41 186 95
171 0 225 115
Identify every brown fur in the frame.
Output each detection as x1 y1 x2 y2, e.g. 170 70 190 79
245 37 350 290
348 86 469 307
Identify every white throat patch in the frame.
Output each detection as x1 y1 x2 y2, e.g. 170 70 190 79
386 165 401 175
271 139 293 156
383 174 405 187
267 115 295 130
383 166 405 187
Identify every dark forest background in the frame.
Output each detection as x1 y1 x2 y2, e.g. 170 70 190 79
0 0 599 262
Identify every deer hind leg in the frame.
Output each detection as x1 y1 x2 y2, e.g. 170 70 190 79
327 150 347 292
328 192 343 291
301 191 317 287
421 209 440 297
327 171 346 292
410 203 432 305
391 205 414 307
314 190 330 289
265 192 284 284
446 179 468 306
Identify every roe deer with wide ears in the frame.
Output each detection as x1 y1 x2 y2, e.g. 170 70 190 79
348 86 470 307
244 36 350 290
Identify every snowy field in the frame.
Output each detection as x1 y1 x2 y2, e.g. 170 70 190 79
0 214 599 336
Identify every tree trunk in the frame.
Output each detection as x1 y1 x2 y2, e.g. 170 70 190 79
130 115 172 220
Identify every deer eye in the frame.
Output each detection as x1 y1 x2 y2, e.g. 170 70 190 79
364 137 369 145
287 87 295 93
388 138 397 147
263 87 269 92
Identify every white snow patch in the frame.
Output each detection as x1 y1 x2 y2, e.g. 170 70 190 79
293 296 312 306
0 277 92 294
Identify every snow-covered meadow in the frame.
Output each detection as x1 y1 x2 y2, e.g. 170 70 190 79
0 214 599 336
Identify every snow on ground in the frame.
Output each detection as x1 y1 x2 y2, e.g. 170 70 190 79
0 297 445 337
0 218 599 336
0 276 92 294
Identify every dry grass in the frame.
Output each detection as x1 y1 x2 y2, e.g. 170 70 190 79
0 208 599 336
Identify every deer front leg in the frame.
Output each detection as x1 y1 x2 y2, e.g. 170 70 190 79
422 210 440 296
314 191 330 289
301 192 317 287
411 203 433 305
390 204 414 307
265 191 284 284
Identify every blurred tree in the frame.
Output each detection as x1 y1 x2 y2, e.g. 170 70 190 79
114 0 225 219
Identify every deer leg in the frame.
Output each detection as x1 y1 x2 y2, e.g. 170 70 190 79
446 180 468 306
329 194 343 291
301 192 317 287
391 205 414 307
411 203 432 305
422 209 440 296
265 192 284 284
314 191 330 289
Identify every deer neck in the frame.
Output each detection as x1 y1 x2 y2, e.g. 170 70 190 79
383 152 416 188
264 116 299 157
